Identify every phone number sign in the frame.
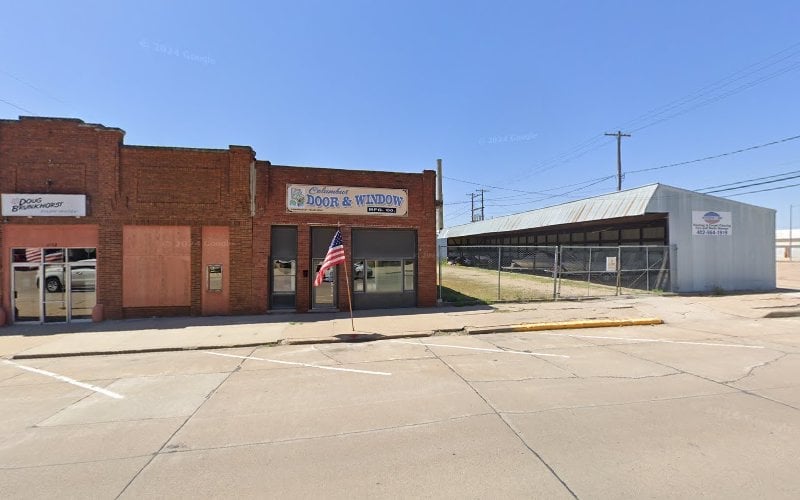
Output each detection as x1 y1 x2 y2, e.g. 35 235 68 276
692 211 732 236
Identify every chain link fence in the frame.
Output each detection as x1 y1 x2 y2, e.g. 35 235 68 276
438 244 672 304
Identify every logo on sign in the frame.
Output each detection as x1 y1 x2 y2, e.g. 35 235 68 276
289 188 306 208
702 212 722 224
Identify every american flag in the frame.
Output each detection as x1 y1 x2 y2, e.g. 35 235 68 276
314 230 345 287
25 248 64 263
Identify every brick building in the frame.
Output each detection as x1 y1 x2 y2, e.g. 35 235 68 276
0 117 437 325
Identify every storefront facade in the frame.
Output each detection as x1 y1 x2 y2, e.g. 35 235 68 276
0 117 437 325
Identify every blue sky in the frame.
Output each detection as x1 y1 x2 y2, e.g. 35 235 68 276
3 1 800 228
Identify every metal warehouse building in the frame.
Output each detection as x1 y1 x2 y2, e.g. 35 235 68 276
439 184 776 293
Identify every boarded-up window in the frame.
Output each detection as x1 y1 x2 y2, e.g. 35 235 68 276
122 226 191 307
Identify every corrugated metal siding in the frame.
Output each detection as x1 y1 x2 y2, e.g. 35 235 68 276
440 184 660 239
646 184 776 292
439 183 776 292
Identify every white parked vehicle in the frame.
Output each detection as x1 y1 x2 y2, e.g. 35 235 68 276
37 259 96 293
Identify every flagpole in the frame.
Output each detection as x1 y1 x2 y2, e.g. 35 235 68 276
340 225 355 331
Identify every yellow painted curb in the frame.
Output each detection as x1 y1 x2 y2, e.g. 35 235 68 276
509 317 663 332
467 317 663 335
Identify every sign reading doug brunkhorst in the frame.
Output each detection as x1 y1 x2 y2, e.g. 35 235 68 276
286 184 409 216
2 193 87 217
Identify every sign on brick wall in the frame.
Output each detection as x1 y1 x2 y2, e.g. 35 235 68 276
286 184 409 216
1 193 87 217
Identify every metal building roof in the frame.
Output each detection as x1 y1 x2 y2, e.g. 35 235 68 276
439 184 661 239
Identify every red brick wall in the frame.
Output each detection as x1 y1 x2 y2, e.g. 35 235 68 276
115 144 255 318
0 118 122 322
258 165 437 311
0 117 436 324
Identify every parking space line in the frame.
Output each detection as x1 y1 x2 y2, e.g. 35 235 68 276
531 332 766 349
390 340 570 358
202 351 392 376
2 359 124 399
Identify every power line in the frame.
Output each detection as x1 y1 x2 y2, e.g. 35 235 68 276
697 168 800 192
724 181 800 197
444 176 551 196
0 97 36 115
476 38 800 192
0 69 66 104
444 174 619 206
445 131 800 223
627 133 800 175
484 176 615 209
622 40 800 133
703 173 800 194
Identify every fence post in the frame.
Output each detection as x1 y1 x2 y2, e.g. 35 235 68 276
616 246 622 295
670 244 677 293
497 246 502 301
587 247 592 296
553 246 559 300
645 246 650 292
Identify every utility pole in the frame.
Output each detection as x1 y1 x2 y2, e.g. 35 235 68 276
469 192 476 222
479 189 487 221
605 130 631 191
470 189 488 222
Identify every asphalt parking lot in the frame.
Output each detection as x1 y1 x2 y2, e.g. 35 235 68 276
1 311 799 499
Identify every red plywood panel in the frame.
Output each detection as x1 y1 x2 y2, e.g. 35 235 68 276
123 225 190 257
122 226 191 307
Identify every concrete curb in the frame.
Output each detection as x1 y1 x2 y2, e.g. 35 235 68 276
8 318 663 359
467 317 663 335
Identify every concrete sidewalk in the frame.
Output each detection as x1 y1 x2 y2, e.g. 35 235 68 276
2 291 799 359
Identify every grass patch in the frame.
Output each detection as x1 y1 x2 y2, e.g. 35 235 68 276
440 264 660 302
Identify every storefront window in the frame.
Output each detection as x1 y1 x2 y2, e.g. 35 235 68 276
353 259 416 293
368 260 402 293
351 229 416 308
352 260 367 293
68 248 96 261
404 260 415 291
273 260 296 292
43 248 65 262
272 226 298 309
11 247 96 323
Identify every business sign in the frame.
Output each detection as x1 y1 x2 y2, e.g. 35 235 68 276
286 184 409 216
692 210 732 236
1 193 87 217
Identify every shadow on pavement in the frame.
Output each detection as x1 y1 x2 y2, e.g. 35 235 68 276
1 304 494 337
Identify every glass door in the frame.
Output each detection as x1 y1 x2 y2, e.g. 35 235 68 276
43 262 68 323
311 258 336 309
69 259 96 320
10 247 96 323
12 265 41 322
271 258 296 309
